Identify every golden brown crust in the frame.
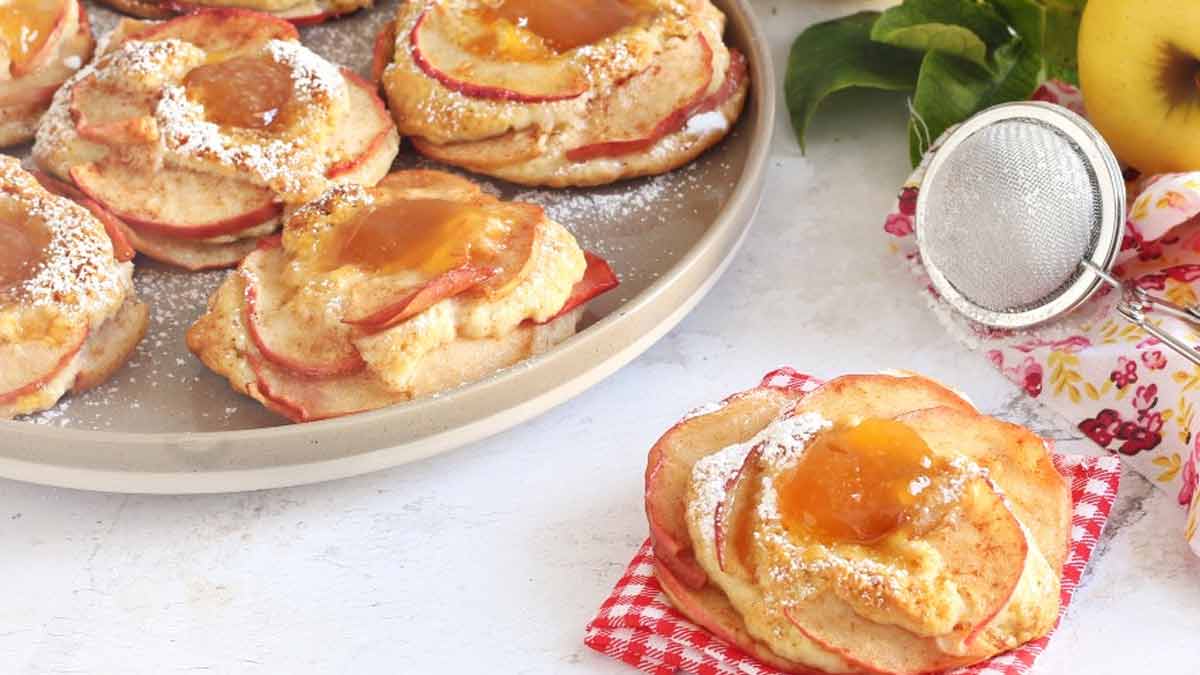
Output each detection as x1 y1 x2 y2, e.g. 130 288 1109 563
646 373 1070 674
380 0 748 187
187 169 597 423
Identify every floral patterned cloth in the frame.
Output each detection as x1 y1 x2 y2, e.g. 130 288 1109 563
885 81 1200 556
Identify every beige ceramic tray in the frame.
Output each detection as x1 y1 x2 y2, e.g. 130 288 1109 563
0 0 774 493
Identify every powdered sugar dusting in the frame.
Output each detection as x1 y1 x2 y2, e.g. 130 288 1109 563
155 85 323 199
0 159 128 314
265 39 346 101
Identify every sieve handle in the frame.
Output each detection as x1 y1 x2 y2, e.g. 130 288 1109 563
1116 303 1200 367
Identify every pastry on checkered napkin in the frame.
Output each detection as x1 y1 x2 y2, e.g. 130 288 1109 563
372 0 748 187
643 372 1072 674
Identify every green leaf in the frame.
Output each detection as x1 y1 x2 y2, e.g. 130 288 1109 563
991 0 1083 84
1042 0 1085 84
871 0 1012 68
784 12 924 151
907 39 1043 165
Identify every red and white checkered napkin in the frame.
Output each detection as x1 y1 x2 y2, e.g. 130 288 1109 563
585 454 1121 675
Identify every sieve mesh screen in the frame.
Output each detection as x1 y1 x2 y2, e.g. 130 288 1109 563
919 118 1102 313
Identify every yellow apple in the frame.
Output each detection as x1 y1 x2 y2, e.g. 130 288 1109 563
1078 0 1200 174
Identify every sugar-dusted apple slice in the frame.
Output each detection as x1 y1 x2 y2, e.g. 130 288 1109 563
565 33 713 162
343 264 492 332
71 161 283 240
121 222 262 270
68 74 157 145
371 20 396 84
0 0 91 107
538 251 618 324
7 0 70 78
653 558 819 674
898 405 1071 576
645 386 806 590
248 349 403 423
326 69 400 183
781 476 1030 675
0 321 87 406
410 128 543 171
31 170 136 262
71 298 149 393
792 372 976 424
129 8 299 55
410 6 588 103
242 243 365 378
712 443 762 579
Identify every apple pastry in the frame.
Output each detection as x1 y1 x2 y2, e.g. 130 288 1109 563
644 372 1071 674
94 0 369 27
186 169 620 423
0 156 148 419
32 9 399 271
0 0 94 147
373 0 749 187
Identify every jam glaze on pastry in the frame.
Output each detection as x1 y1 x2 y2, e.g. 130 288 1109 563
32 9 399 271
0 0 94 147
374 0 749 187
186 170 619 423
0 156 147 419
95 0 370 27
645 372 1071 674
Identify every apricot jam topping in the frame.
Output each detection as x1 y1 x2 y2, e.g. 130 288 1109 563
332 197 517 277
0 0 60 70
775 418 947 545
183 55 293 130
0 220 49 295
469 0 650 57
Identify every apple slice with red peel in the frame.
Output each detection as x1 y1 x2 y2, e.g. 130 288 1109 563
325 69 400 183
71 161 283 240
371 21 396 85
164 0 352 26
780 477 1030 675
565 33 713 162
343 264 493 332
653 558 818 674
474 204 542 298
410 128 543 171
129 8 299 55
792 372 976 424
0 322 87 406
645 386 807 590
0 0 91 107
410 6 588 103
242 244 366 377
68 74 157 145
539 251 618 324
898 406 1071 582
712 444 762 579
31 169 136 262
248 349 403 423
10 0 70 78
121 222 262 270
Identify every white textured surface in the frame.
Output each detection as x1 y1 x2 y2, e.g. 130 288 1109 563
3 1 1198 672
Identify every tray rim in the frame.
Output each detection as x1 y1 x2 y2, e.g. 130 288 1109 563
0 0 776 493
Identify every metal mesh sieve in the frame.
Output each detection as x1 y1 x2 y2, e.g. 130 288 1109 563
915 102 1126 329
919 119 1101 312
